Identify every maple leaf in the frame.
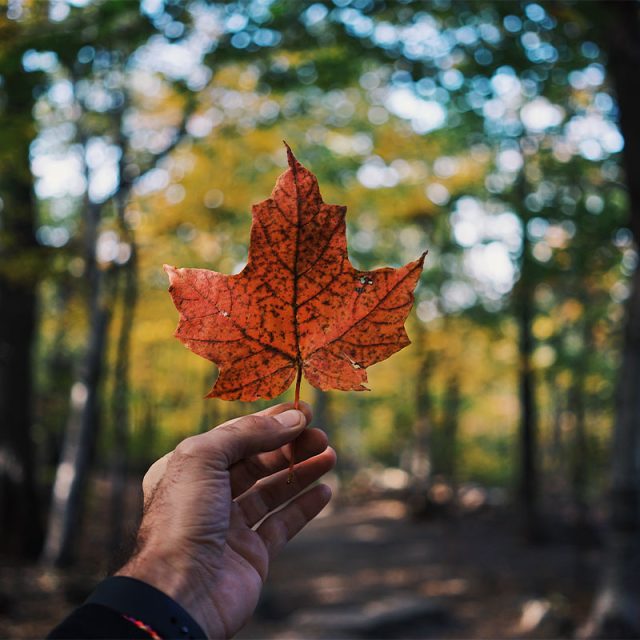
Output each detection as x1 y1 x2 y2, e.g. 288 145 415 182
165 144 426 403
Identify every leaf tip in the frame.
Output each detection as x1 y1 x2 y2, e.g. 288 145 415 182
163 263 178 283
283 140 297 168
412 251 428 273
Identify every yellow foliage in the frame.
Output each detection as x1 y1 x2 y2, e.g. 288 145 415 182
560 298 584 322
532 316 554 340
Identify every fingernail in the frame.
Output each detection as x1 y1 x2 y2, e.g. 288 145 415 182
274 409 304 428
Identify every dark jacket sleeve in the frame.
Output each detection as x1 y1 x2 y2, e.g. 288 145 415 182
47 576 206 639
48 603 154 639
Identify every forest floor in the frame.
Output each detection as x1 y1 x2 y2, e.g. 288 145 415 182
0 476 603 639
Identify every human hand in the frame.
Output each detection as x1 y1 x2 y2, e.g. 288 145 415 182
117 402 336 639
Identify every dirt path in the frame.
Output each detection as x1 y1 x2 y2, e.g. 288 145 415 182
1 494 600 639
240 498 599 639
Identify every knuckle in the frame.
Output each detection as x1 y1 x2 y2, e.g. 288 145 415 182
142 462 156 483
142 452 173 492
238 415 265 431
211 415 269 467
218 420 244 438
174 435 202 459
142 469 155 494
220 415 265 439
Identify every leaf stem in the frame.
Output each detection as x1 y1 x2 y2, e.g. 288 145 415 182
288 364 303 484
294 363 302 410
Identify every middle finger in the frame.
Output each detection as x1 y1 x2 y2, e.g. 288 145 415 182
229 427 328 497
235 446 336 527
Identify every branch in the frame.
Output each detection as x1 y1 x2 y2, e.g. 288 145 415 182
131 92 198 190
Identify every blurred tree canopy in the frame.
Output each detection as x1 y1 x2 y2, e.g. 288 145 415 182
2 0 640 632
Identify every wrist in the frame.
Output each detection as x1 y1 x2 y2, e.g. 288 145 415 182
117 551 222 638
85 576 207 639
117 552 188 605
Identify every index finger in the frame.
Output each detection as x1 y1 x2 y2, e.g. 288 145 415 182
142 402 313 496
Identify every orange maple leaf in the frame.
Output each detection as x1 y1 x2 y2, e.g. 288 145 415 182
165 144 425 403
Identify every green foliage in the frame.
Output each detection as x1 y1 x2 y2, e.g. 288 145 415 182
0 0 630 498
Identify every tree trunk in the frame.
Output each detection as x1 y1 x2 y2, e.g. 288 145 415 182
41 194 114 567
312 388 331 437
0 38 42 557
408 341 434 516
108 251 137 557
569 319 590 530
0 182 40 558
441 373 460 487
511 169 542 545
582 2 640 636
198 382 220 434
40 273 112 566
517 279 539 541
42 280 74 467
108 114 140 558
581 268 640 638
138 396 157 471
513 164 541 542
549 378 564 475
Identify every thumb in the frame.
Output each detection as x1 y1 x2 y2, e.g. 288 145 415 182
174 409 307 470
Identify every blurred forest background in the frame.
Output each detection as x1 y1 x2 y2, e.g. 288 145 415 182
2 0 640 638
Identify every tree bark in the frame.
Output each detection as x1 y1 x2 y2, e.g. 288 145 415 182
198 379 220 434
569 316 590 530
313 388 331 439
108 108 140 558
40 273 113 566
517 280 539 540
582 2 640 636
549 378 564 475
582 268 640 638
108 249 137 556
46 85 194 562
41 187 114 567
441 373 460 486
515 171 540 542
0 174 40 558
408 330 434 516
0 30 42 557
